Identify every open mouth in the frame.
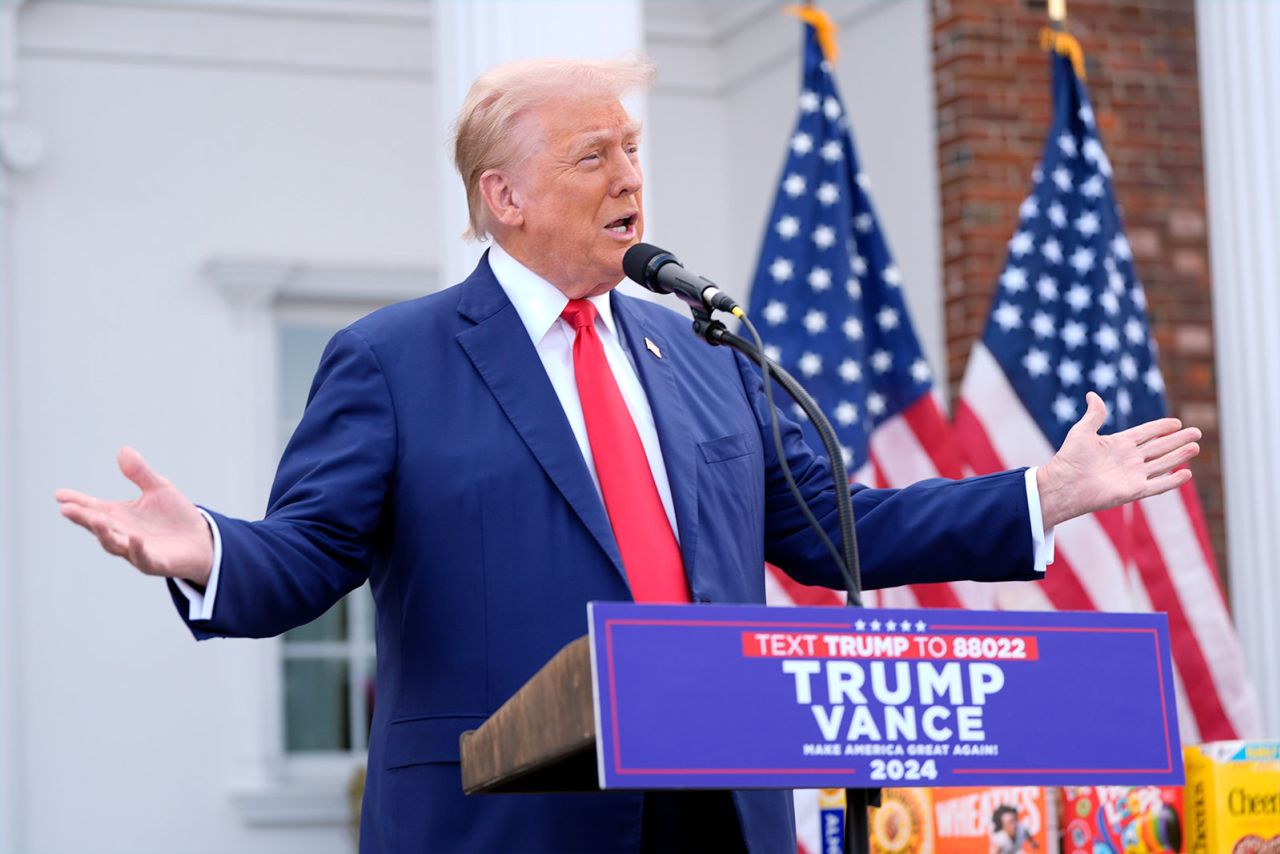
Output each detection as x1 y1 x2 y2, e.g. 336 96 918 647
604 214 637 234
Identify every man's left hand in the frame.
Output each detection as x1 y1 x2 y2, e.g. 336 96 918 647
1036 391 1201 529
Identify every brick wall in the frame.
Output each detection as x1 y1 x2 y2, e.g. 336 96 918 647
932 0 1228 584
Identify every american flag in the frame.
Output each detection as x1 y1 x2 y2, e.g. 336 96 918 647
952 48 1259 741
745 18 979 853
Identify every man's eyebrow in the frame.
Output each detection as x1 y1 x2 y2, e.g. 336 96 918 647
571 122 644 151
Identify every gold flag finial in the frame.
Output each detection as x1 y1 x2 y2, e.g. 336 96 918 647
1040 27 1087 80
785 4 839 63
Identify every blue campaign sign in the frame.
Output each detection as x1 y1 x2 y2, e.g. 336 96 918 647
587 602 1183 790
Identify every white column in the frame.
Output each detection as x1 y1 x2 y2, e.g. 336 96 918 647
1197 0 1280 739
431 0 644 288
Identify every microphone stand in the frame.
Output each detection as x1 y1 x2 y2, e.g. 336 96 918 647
687 307 874 854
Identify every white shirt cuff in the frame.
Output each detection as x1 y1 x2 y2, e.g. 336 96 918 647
172 508 223 622
1024 466 1056 574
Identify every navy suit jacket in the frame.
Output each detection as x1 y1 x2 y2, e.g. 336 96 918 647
173 255 1041 853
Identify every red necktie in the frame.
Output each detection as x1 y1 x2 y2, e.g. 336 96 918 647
561 300 690 603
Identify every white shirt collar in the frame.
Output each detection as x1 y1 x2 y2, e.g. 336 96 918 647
487 241 618 344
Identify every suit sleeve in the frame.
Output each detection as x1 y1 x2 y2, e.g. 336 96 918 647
734 353 1041 591
167 327 398 640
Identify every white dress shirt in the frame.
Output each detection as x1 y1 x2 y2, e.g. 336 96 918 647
175 243 1053 620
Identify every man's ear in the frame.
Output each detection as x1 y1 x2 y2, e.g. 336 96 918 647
478 169 524 229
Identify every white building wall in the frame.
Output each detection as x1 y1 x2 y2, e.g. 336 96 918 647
0 2 942 852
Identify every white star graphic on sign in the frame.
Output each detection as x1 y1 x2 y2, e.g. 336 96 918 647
910 359 930 383
1052 166 1073 191
812 225 836 249
1065 283 1092 312
1090 362 1118 390
1079 103 1095 127
1125 318 1145 345
1037 275 1059 301
867 392 887 416
1053 394 1079 422
807 268 832 292
775 215 800 240
1023 347 1051 378
1099 290 1120 315
816 182 839 206
1031 311 1056 339
823 96 842 120
1069 246 1097 275
1061 320 1087 349
1145 366 1165 393
850 254 867 276
1048 202 1067 228
843 317 863 341
835 401 859 426
870 619 882 631
1119 354 1137 380
798 352 823 377
854 213 874 233
886 620 898 632
1117 388 1132 416
1095 324 1120 353
762 300 788 325
882 265 903 287
1058 132 1078 157
1075 211 1101 237
855 619 866 631
877 306 900 331
803 309 828 335
1081 174 1105 198
783 173 807 198
1112 234 1132 261
799 90 819 112
993 302 1023 331
870 350 892 374
915 620 926 632
1000 266 1028 292
1019 195 1039 220
791 132 814 155
1042 238 1064 265
769 258 794 282
819 140 843 162
838 359 862 383
763 344 782 362
1132 284 1148 311
846 278 862 299
1009 231 1034 257
1058 358 1082 385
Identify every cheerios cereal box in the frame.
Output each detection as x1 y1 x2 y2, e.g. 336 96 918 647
1184 741 1280 854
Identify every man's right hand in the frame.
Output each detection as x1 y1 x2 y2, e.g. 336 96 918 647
56 447 214 587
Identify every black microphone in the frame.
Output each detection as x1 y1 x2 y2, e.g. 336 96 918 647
623 243 741 314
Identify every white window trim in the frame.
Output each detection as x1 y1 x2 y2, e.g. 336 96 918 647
206 255 434 828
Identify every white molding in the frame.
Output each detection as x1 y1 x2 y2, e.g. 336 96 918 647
203 257 437 308
230 777 355 828
1197 0 1280 738
19 0 433 79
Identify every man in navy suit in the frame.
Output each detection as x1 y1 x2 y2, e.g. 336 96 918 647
57 56 1202 853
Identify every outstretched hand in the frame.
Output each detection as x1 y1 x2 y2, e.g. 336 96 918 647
55 447 213 586
1037 391 1201 530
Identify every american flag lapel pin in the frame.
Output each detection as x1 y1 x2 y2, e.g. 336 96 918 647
644 337 663 359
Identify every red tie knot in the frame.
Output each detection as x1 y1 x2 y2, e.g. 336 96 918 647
561 299 598 331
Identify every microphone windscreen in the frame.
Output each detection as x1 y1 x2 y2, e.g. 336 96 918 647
622 242 675 290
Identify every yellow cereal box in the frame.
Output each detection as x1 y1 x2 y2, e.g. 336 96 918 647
1184 741 1280 854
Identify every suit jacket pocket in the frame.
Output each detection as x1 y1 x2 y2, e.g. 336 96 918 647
384 714 489 769
698 432 754 464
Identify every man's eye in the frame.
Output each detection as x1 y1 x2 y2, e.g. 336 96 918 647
580 153 600 164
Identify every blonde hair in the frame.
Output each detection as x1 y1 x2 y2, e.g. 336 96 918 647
452 55 656 241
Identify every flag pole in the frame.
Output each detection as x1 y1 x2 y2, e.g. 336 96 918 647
1048 0 1066 27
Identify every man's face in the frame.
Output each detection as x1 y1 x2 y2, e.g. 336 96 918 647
1001 812 1017 835
504 95 644 298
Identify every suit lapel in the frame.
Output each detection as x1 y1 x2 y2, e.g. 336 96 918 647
611 294 701 586
455 257 627 586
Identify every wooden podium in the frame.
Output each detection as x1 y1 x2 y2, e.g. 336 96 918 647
460 636 599 795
